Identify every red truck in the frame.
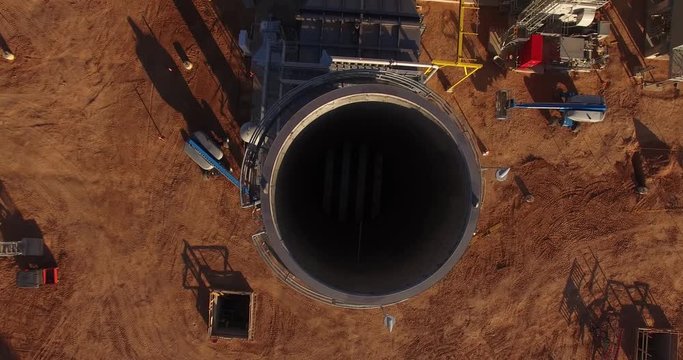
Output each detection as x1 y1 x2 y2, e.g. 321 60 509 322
16 268 59 288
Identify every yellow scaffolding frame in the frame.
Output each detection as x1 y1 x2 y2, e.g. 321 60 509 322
424 0 482 92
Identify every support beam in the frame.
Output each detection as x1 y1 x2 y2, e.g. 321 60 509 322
424 61 483 92
423 0 482 91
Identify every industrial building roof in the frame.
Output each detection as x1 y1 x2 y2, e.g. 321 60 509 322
295 0 421 63
301 0 420 18
297 18 421 62
254 0 423 120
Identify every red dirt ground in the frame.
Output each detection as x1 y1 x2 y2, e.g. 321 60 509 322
0 1 681 359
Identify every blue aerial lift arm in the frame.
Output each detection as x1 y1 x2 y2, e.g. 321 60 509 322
506 100 607 112
186 137 242 189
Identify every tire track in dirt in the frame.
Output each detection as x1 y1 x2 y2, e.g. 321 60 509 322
530 180 613 258
404 335 465 360
515 162 626 262
479 324 515 359
31 315 68 360
409 156 644 360
260 294 296 354
101 294 140 359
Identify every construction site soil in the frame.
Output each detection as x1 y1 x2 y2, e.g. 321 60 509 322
0 0 681 359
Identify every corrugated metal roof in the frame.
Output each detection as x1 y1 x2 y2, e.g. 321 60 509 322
295 0 421 62
255 0 423 116
302 0 419 18
297 17 420 62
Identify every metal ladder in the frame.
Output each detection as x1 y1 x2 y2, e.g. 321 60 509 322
0 241 20 256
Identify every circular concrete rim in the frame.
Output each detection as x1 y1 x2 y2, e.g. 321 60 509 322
260 84 482 306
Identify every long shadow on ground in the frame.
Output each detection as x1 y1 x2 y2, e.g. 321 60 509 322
0 32 11 53
633 118 672 171
181 240 251 325
171 0 245 124
0 336 18 360
0 180 56 270
129 17 226 142
522 73 578 124
560 251 673 359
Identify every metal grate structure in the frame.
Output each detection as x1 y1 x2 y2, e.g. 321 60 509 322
671 45 683 81
500 0 610 51
635 328 679 360
669 0 683 81
329 56 433 79
0 241 20 256
295 4 422 63
251 0 425 122
0 238 44 257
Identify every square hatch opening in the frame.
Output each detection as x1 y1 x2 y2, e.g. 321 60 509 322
209 290 254 340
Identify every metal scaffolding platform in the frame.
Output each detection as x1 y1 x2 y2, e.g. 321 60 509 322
425 0 483 92
500 0 609 51
0 238 44 257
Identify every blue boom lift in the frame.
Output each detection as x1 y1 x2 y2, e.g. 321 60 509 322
496 90 607 132
184 131 241 189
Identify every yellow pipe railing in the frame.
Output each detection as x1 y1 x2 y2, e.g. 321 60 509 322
425 0 482 92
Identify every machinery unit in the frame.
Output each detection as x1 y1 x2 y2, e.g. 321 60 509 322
499 0 609 49
496 89 607 131
493 0 610 71
518 34 544 69
251 0 425 119
646 0 683 82
552 35 608 71
16 267 59 289
184 131 241 189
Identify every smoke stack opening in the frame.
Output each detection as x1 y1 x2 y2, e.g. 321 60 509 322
261 85 478 302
